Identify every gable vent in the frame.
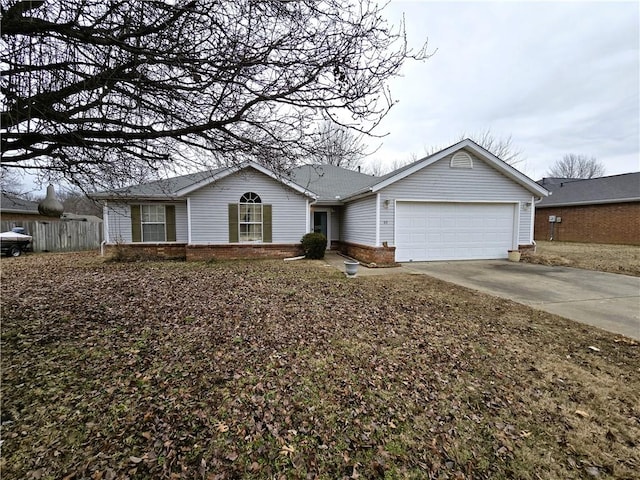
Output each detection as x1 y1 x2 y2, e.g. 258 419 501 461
450 151 473 169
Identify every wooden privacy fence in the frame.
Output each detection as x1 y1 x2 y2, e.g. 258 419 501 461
1 220 103 252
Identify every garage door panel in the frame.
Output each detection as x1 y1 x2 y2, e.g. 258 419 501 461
396 202 515 261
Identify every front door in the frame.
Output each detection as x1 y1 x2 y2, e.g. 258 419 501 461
313 211 328 238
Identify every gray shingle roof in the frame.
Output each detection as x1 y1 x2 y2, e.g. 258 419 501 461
1 192 39 213
537 173 640 207
287 164 379 202
92 168 227 199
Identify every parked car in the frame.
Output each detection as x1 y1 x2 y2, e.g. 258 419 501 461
0 229 33 257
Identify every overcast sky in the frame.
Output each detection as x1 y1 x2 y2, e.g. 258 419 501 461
365 0 640 179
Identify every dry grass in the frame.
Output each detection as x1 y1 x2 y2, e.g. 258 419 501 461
1 252 639 479
523 241 640 276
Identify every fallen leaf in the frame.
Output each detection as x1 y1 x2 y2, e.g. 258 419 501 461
280 444 295 456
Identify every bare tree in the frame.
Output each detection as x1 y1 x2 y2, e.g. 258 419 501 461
310 121 369 170
546 154 606 179
456 130 524 165
58 188 104 217
362 154 414 176
0 167 24 194
1 0 430 189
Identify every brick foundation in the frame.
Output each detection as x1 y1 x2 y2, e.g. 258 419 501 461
186 243 303 261
535 202 640 245
518 244 536 253
106 243 187 260
333 241 397 266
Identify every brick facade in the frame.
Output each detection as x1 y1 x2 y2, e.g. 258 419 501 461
107 243 305 261
186 244 303 261
105 243 188 260
333 241 397 266
1 213 62 222
535 202 640 245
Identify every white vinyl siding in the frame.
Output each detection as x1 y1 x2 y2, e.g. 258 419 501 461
378 153 533 246
330 209 340 242
341 195 377 246
174 202 188 243
106 203 132 243
189 169 307 244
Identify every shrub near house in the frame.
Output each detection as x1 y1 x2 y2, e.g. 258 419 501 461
301 232 327 259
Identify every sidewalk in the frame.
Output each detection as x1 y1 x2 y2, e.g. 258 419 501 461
321 251 406 277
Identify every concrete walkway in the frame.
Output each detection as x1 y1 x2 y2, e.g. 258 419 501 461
321 251 406 276
321 252 640 340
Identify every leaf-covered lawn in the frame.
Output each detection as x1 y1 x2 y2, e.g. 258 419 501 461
523 241 640 277
1 253 638 479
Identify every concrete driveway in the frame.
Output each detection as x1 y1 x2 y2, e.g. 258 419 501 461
403 260 640 340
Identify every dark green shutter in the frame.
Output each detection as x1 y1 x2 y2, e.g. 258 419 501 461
131 205 141 242
263 204 272 243
228 204 239 243
165 205 176 242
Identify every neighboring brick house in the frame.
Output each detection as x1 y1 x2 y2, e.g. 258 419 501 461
0 192 52 223
535 173 640 245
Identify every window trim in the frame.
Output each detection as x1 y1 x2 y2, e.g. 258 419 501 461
140 204 166 242
238 193 263 243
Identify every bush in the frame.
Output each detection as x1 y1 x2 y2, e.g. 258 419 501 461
301 232 327 259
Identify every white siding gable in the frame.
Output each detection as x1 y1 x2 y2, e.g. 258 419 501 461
379 153 534 246
189 168 308 244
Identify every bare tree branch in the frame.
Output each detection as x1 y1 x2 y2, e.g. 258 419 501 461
1 0 431 189
309 120 370 169
546 154 606 179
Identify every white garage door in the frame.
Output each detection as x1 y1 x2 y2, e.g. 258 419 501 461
395 202 515 262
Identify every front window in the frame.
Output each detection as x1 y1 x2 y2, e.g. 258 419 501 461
141 205 166 242
239 192 262 242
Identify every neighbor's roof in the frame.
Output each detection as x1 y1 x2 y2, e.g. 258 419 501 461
0 192 39 214
287 164 379 202
537 172 640 207
61 212 103 223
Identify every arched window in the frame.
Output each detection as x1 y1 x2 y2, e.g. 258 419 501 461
239 192 263 241
240 192 261 204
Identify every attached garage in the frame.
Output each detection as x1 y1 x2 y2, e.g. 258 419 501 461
395 202 517 262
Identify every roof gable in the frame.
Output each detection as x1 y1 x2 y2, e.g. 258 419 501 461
362 139 548 198
93 162 316 200
177 162 316 198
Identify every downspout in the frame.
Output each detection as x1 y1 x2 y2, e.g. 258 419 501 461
101 203 109 256
375 193 381 247
532 195 545 250
307 198 318 234
187 197 192 244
